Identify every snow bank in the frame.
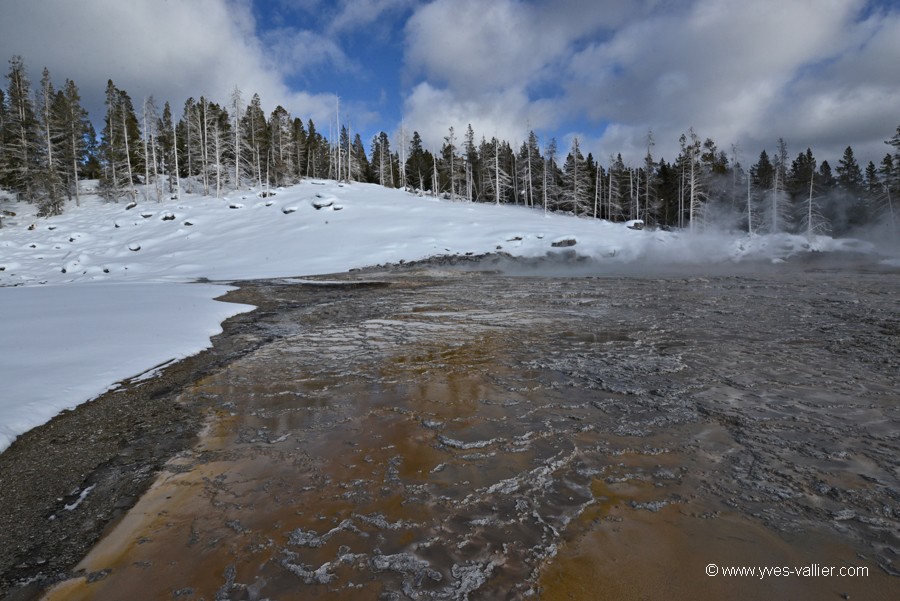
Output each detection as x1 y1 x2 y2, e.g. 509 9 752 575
0 282 252 452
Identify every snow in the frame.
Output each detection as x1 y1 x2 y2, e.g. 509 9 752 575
0 281 252 451
0 180 885 453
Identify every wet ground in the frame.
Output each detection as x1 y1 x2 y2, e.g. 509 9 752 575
8 256 900 599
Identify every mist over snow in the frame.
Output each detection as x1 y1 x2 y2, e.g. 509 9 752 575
1 180 891 452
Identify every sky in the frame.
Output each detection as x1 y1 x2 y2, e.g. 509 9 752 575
1 0 899 168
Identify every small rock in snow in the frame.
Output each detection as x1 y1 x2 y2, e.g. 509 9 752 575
551 237 577 247
128 243 141 252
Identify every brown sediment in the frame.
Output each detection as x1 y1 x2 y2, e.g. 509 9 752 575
539 505 896 601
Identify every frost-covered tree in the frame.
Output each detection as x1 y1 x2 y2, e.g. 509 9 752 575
230 86 249 189
542 138 560 214
607 153 626 222
291 117 308 183
241 94 267 186
799 171 830 241
370 131 394 188
677 130 706 230
207 101 230 198
483 137 511 205
140 96 163 202
641 131 657 222
99 80 139 201
441 126 462 199
518 130 541 209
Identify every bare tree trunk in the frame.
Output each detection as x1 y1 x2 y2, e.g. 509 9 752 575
494 140 500 206
172 117 181 200
143 110 150 201
71 130 81 207
122 111 136 201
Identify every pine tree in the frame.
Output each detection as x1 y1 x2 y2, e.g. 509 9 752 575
0 87 7 191
370 131 393 187
607 153 625 222
750 150 774 190
99 80 138 201
562 137 588 215
836 146 862 190
35 67 65 215
788 148 816 230
269 105 294 188
4 56 40 203
520 130 541 209
543 138 560 214
836 145 867 229
885 124 900 194
441 126 462 199
158 101 176 195
349 133 369 182
241 94 267 186
54 79 91 206
405 131 429 191
464 124 479 201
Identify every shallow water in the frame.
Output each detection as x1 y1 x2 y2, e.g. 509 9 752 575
44 267 900 600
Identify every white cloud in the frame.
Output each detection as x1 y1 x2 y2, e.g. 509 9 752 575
404 0 572 95
328 0 415 35
400 0 899 166
0 0 336 126
268 28 355 77
402 82 564 150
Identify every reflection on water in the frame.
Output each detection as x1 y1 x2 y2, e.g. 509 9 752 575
43 272 899 600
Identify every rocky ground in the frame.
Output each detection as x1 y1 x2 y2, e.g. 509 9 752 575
1 253 898 600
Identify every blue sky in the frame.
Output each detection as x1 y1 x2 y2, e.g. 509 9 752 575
2 0 899 166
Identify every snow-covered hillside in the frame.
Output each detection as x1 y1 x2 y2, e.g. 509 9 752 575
0 180 882 451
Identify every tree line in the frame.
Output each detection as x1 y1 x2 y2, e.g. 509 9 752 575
1 55 897 237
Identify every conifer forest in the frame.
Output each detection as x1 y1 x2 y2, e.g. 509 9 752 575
2 55 898 238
